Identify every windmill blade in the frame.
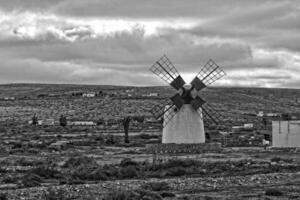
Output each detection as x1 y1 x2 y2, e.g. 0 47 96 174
190 96 206 111
192 59 225 90
149 99 176 119
163 104 178 127
201 103 225 125
190 76 207 91
150 55 185 90
149 99 171 120
148 98 179 127
170 93 185 109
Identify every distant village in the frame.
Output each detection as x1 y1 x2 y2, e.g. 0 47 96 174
0 89 160 100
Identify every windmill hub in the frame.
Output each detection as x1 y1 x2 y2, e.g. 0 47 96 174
149 55 226 144
179 84 195 104
183 84 192 90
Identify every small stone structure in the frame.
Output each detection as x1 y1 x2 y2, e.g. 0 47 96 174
146 143 222 154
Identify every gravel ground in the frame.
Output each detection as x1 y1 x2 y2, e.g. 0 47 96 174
3 172 300 200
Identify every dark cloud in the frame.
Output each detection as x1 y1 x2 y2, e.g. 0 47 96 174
52 0 235 18
0 28 253 72
0 0 64 11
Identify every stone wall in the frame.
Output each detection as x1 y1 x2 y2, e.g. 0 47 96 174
146 143 222 154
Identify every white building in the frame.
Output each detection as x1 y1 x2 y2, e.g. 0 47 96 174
244 123 254 130
272 120 300 147
149 93 159 97
3 97 16 101
162 105 205 144
266 113 280 117
257 111 264 117
28 120 43 125
68 121 96 126
82 93 96 97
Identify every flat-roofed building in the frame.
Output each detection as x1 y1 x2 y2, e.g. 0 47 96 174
68 121 96 126
272 120 300 147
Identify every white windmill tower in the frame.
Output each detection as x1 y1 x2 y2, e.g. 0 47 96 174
149 55 226 144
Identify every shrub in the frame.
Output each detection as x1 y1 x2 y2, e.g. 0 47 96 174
141 181 170 191
43 187 71 200
139 134 158 140
18 157 44 166
0 193 7 200
102 165 120 178
103 189 137 200
136 189 163 200
0 167 5 173
160 192 175 198
120 158 138 167
282 158 293 163
95 135 104 142
265 188 283 196
71 165 94 180
106 135 115 145
154 159 198 170
104 189 163 200
270 157 293 163
30 166 61 179
59 115 67 127
20 173 42 188
166 167 187 177
2 175 19 184
70 164 121 181
270 157 281 163
63 156 98 169
92 170 109 181
65 179 85 185
119 166 138 179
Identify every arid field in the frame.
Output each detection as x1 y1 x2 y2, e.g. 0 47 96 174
0 84 300 200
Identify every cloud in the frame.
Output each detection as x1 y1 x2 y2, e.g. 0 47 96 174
52 0 234 18
0 0 300 88
0 0 64 12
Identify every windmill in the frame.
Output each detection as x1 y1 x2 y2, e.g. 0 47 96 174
149 55 226 144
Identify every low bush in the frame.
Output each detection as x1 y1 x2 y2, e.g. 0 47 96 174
105 135 116 145
90 168 109 181
56 157 300 182
141 181 171 191
103 189 136 200
265 188 283 196
136 189 163 200
63 156 98 169
71 165 95 180
1 175 19 184
166 166 187 177
160 192 176 198
43 187 71 200
139 134 159 140
0 193 7 200
0 167 6 173
20 173 42 188
119 166 138 179
270 157 294 164
30 166 61 179
18 157 44 166
103 189 162 200
270 157 281 163
120 158 139 167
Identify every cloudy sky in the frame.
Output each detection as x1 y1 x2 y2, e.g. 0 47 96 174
0 0 299 88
